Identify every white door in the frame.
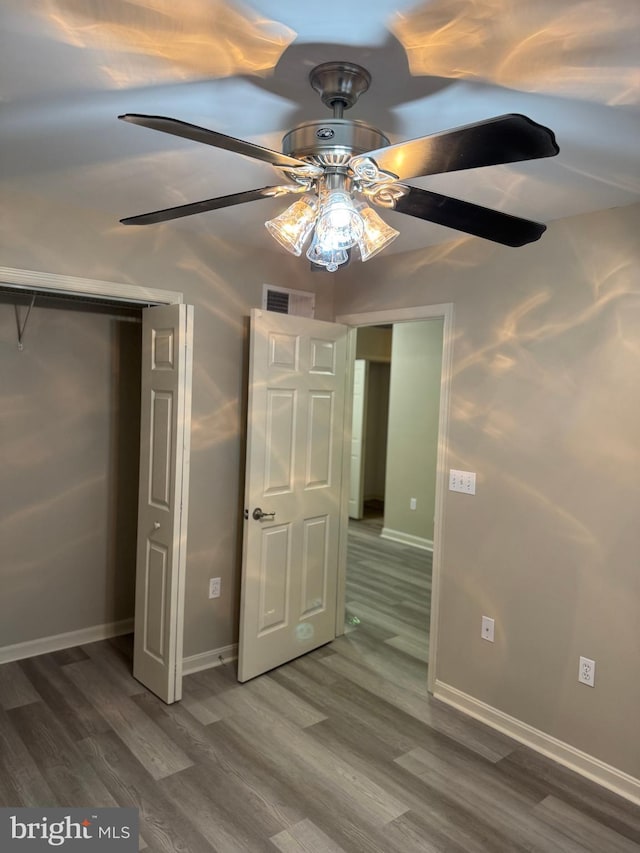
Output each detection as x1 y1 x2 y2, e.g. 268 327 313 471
133 304 193 703
348 358 368 519
238 309 348 682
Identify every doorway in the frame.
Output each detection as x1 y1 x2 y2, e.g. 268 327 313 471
336 303 454 693
344 318 444 684
0 288 143 659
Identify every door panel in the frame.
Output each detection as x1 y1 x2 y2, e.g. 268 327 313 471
144 541 168 660
301 515 330 616
239 309 348 682
306 392 333 487
265 389 296 493
134 303 193 704
258 524 291 634
150 391 173 506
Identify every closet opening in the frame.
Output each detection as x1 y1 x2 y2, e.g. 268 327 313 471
1 286 143 665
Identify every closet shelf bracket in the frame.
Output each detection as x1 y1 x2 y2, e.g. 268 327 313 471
14 293 36 351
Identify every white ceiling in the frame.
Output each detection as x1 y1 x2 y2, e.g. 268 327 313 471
1 0 639 257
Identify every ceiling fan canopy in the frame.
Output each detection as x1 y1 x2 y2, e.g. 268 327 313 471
119 61 559 271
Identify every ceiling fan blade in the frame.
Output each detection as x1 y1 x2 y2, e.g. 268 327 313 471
119 114 314 172
120 186 295 225
363 114 559 182
391 185 546 247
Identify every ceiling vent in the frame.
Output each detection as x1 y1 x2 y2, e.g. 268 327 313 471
262 284 315 318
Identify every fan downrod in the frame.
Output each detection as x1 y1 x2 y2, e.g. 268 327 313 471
309 62 371 118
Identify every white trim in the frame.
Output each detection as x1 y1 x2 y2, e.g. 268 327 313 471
434 680 640 807
182 644 238 675
336 304 452 326
0 266 183 306
335 303 454 695
0 619 134 664
335 326 357 638
380 527 433 551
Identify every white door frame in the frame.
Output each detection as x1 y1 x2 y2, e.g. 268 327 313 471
0 266 183 306
335 303 454 695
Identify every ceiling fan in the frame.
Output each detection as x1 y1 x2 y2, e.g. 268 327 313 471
119 62 559 271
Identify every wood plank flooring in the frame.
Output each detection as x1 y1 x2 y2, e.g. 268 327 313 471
346 507 431 667
1 521 639 851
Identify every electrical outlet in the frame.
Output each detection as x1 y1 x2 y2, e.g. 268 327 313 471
481 615 495 642
578 656 595 687
410 498 417 510
209 577 221 599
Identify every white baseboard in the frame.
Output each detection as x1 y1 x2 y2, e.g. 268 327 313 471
0 624 238 678
381 527 433 551
182 644 238 675
0 619 134 665
434 680 640 807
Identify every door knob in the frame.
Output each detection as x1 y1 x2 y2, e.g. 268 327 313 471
153 521 161 529
252 507 276 521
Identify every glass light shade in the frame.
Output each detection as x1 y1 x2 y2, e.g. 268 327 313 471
314 190 364 251
306 231 349 273
358 204 400 261
265 196 318 256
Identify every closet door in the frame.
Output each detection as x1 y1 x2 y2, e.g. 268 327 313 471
134 304 193 704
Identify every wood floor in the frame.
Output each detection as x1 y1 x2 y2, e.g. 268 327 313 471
346 507 431 666
1 523 639 851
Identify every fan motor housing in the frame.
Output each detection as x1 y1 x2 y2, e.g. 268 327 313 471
282 120 389 167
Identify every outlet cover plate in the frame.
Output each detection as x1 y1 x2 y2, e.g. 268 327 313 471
209 577 221 599
579 656 595 687
481 615 495 642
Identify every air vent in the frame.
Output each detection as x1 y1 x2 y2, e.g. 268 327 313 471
266 289 289 313
262 285 315 318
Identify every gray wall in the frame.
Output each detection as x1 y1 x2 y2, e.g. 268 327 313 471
384 320 443 545
335 203 640 779
0 301 141 644
1 190 334 658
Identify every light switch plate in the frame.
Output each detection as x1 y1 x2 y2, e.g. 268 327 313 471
449 469 477 494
